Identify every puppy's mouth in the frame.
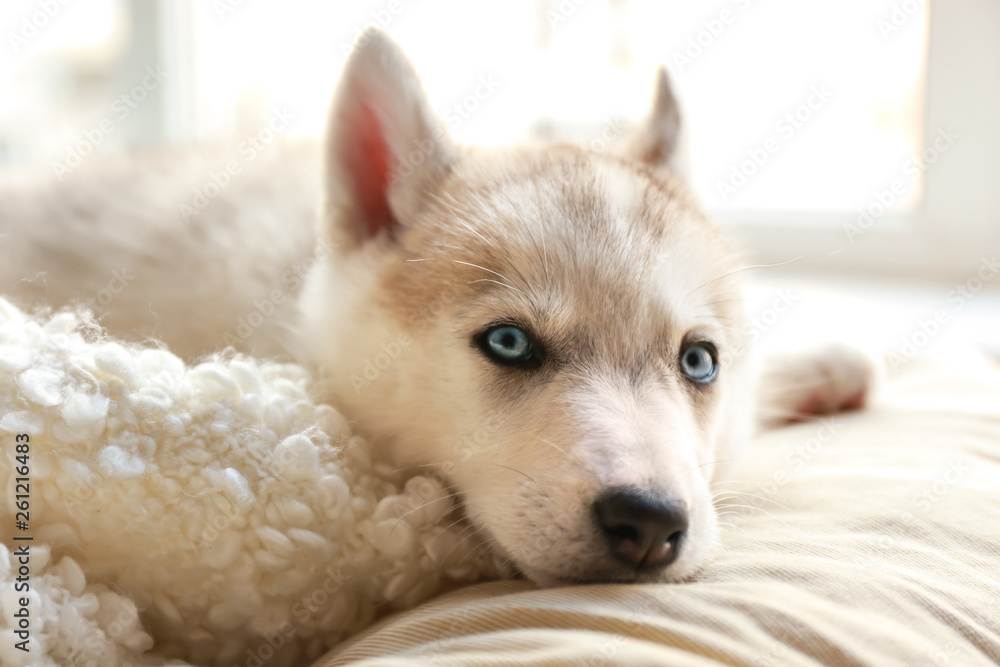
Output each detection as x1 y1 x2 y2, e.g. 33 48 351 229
443 478 708 586
461 512 696 587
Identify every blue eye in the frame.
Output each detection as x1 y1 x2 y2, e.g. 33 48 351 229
680 343 717 383
480 325 536 366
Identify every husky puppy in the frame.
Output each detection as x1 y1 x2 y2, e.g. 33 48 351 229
0 28 870 586
295 30 871 585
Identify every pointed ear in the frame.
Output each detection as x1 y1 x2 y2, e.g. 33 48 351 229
323 28 456 248
616 66 690 181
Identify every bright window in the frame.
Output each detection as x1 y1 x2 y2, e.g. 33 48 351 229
7 0 998 283
1 0 928 218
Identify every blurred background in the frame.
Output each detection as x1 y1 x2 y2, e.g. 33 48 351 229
1 0 998 357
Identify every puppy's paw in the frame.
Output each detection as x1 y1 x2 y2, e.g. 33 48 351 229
759 343 877 425
791 343 875 417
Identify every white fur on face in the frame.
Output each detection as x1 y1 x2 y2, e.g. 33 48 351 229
299 146 753 585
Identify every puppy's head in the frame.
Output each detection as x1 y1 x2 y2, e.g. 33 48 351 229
300 29 754 585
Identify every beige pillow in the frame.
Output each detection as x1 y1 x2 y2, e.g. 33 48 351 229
317 354 1000 666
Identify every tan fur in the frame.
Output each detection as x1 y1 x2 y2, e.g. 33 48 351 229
0 142 320 360
296 30 761 584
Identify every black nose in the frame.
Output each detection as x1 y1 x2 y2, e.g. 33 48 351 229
594 488 688 570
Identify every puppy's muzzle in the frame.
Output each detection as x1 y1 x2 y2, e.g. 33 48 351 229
594 488 688 570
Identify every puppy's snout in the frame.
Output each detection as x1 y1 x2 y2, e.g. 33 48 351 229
594 488 688 570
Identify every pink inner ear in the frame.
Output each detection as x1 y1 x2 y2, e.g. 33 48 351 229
347 101 396 238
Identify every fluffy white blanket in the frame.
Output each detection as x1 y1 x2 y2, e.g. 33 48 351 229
0 298 502 667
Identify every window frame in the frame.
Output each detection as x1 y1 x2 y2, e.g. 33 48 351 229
714 0 1000 282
